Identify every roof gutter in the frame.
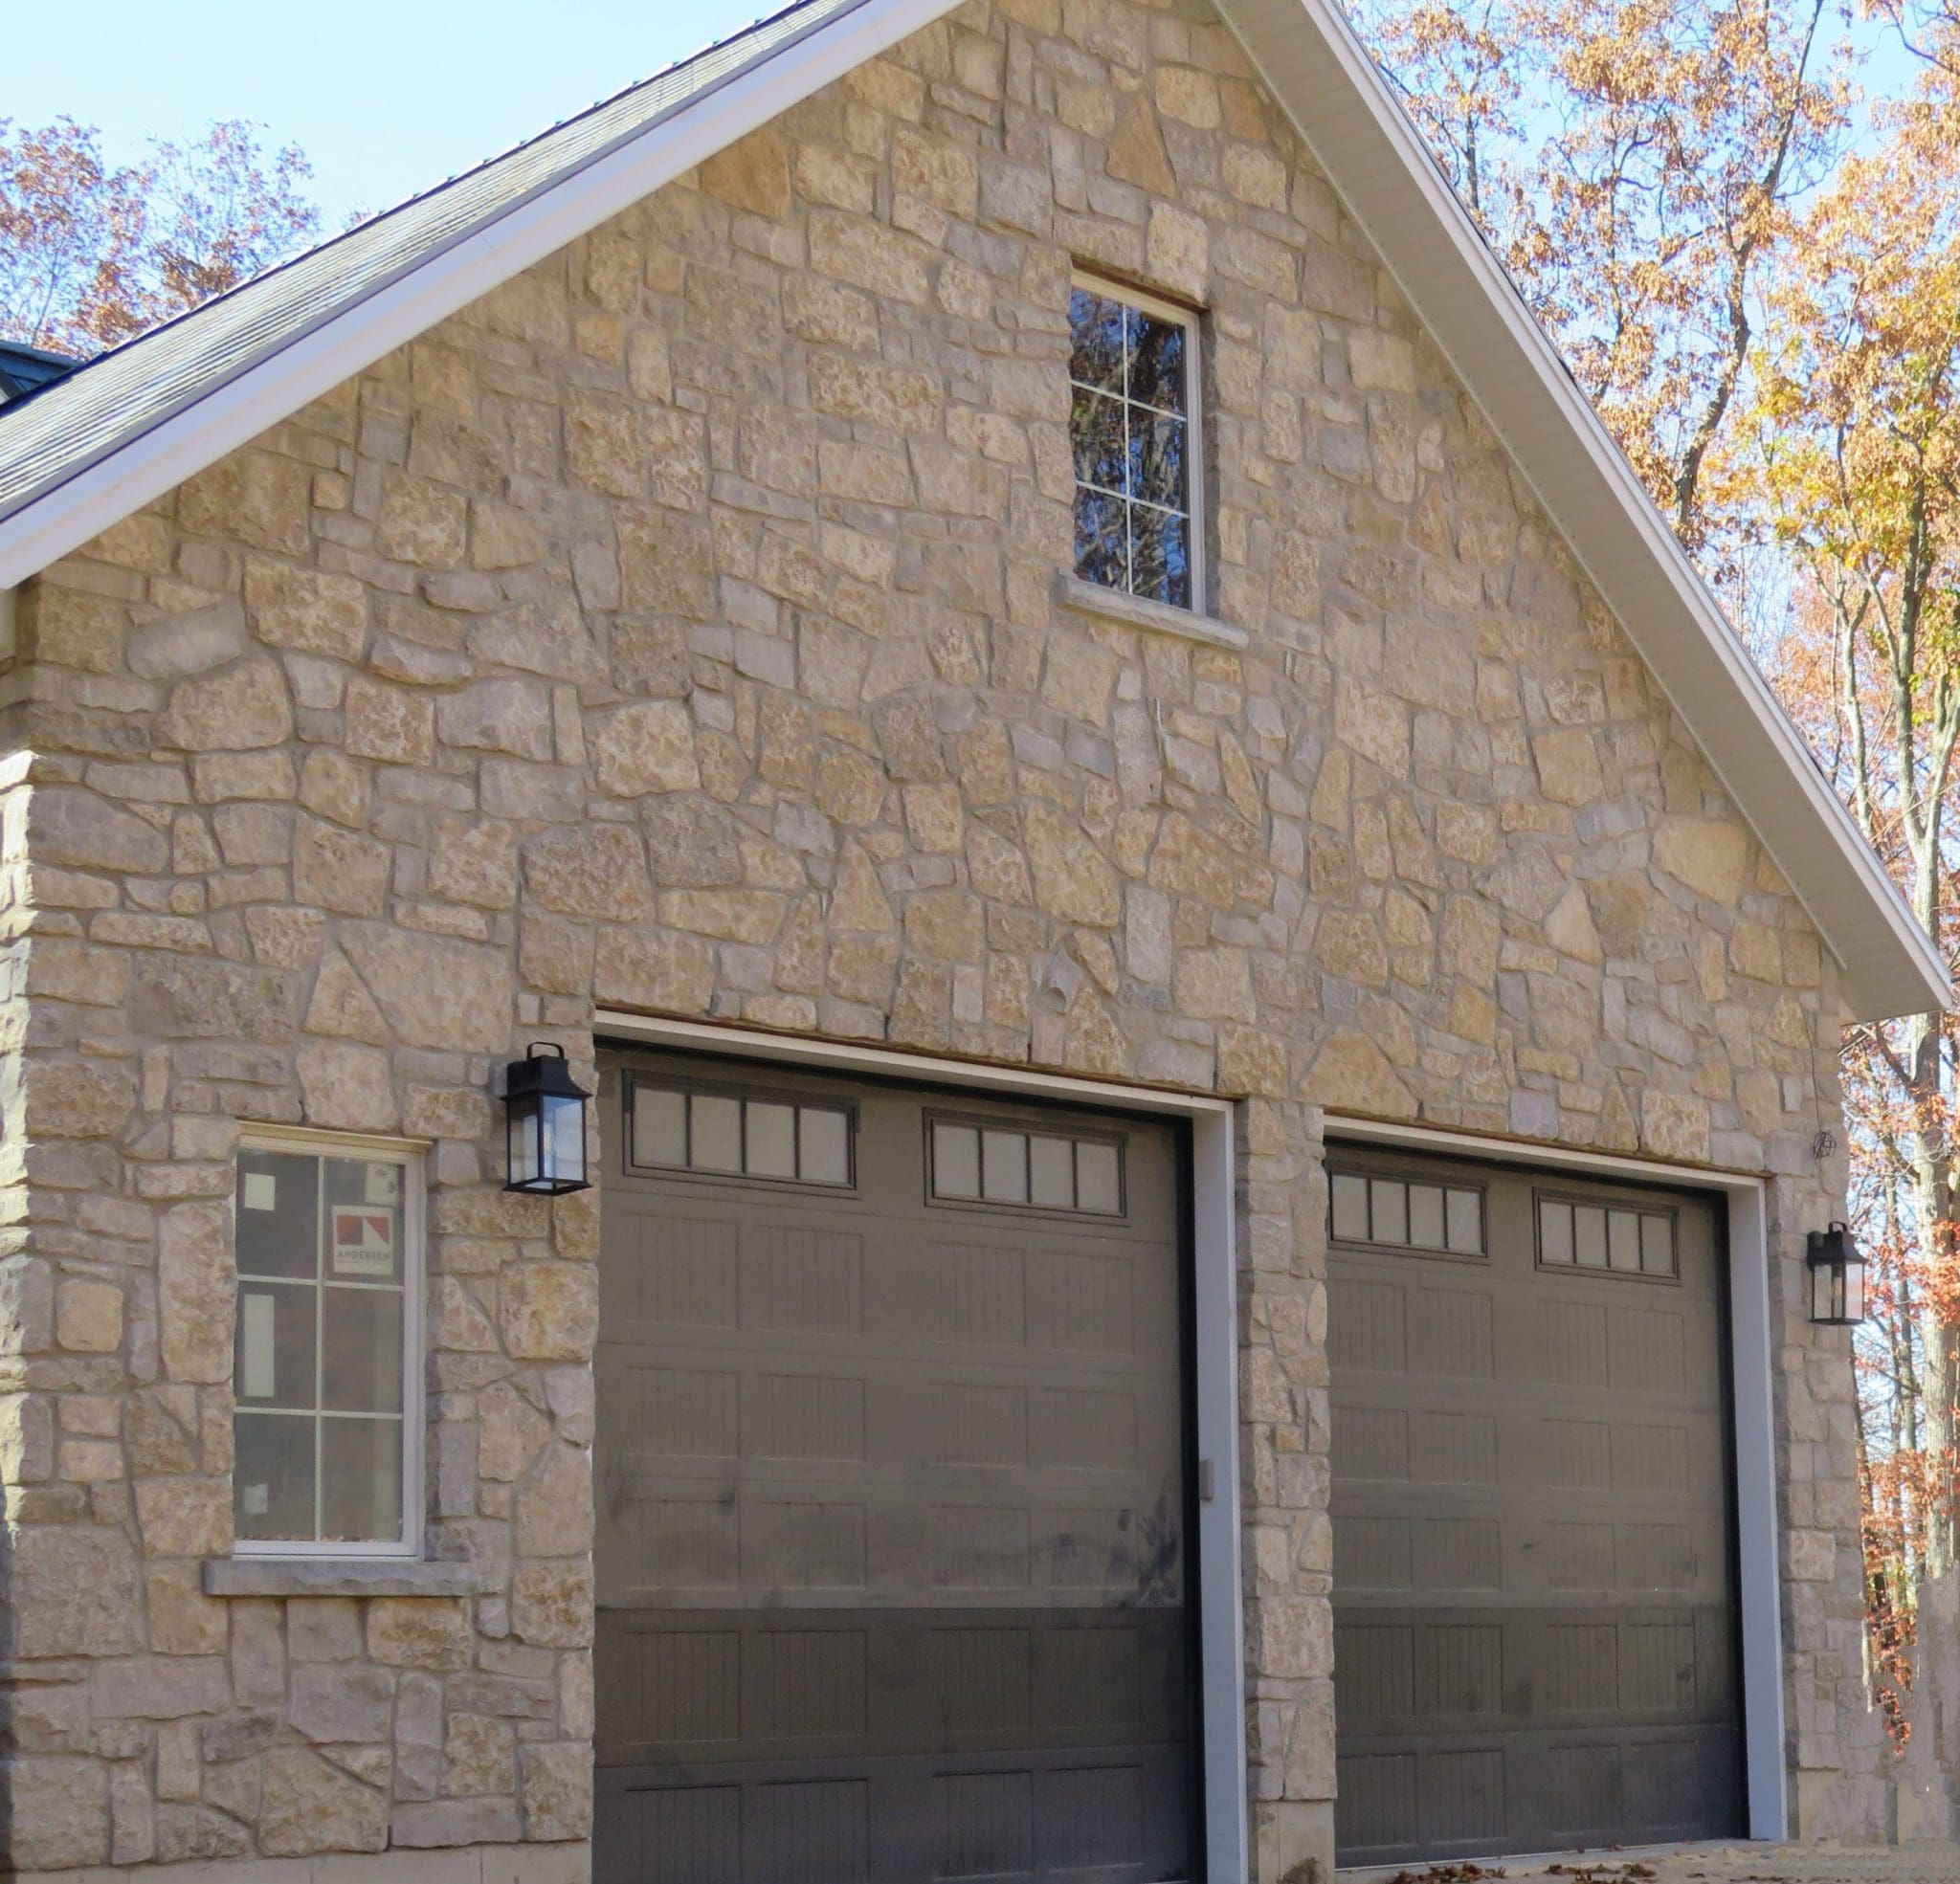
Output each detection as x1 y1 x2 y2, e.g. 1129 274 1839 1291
1215 0 1950 1022
0 0 942 593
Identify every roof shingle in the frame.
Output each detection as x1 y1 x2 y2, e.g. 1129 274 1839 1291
0 0 858 524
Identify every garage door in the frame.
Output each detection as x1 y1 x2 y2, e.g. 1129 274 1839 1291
1327 1147 1743 1866
594 1050 1199 1884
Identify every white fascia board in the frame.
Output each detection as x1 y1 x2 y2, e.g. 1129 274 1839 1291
0 0 960 595
1217 0 1949 1024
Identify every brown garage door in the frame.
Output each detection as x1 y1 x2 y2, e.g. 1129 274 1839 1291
594 1050 1198 1884
1327 1147 1743 1867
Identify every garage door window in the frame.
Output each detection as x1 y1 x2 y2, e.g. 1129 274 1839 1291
927 1115 1125 1214
1537 1192 1678 1277
1330 1169 1483 1255
628 1078 853 1187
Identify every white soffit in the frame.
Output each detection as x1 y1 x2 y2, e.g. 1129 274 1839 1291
0 0 1941 1020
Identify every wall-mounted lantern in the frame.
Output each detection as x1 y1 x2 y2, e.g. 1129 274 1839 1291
1806 1221 1866 1326
502 1043 591 1195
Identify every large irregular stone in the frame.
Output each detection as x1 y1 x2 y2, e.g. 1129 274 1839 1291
156 656 293 750
522 1740 594 1841
8 1756 111 1868
1304 1028 1416 1118
500 1262 598 1363
244 557 369 658
8 1526 144 1658
126 598 250 678
340 923 512 1052
24 1060 137 1138
257 1748 388 1855
514 1440 595 1557
523 824 654 922
1653 816 1749 906
1023 803 1121 925
590 701 701 796
366 1598 474 1673
30 786 168 874
157 1200 236 1385
434 677 555 760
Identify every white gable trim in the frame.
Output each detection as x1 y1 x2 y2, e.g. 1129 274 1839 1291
0 0 958 595
0 0 1944 1020
1218 0 1949 1023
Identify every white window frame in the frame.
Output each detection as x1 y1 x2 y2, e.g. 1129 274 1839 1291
1069 268 1206 613
232 1123 426 1562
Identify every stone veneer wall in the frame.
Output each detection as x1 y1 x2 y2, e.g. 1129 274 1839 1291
0 0 1883 1872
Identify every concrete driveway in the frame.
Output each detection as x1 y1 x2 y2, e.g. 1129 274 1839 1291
1341 1844 1960 1883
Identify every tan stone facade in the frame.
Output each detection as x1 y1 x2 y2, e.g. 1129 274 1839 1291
0 0 1885 1874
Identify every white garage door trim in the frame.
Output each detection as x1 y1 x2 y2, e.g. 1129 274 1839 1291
1326 1114 1787 1846
595 1010 1248 1881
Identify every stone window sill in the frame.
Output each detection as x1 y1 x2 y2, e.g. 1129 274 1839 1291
203 1557 501 1598
1055 572 1249 651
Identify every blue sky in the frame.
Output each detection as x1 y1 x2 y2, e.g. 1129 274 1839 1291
9 0 1930 235
7 1 768 227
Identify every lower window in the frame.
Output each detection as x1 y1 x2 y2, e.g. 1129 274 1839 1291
234 1134 421 1553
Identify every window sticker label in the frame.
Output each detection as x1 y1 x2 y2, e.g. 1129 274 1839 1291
241 1293 276 1398
331 1208 395 1277
364 1163 401 1206
242 1172 277 1211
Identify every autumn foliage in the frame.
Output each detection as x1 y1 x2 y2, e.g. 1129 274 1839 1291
0 117 321 357
1352 0 1960 1752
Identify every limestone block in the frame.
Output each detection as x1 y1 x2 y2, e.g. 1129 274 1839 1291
156 656 294 750
590 700 701 796
259 1747 390 1854
291 1663 396 1742
9 1755 112 1868
9 1525 145 1658
368 1598 475 1672
522 1740 595 1840
157 1200 235 1385
56 1276 123 1354
511 1561 595 1649
245 557 369 658
1654 816 1750 906
340 923 513 1051
514 1440 595 1557
523 824 654 922
500 1263 599 1363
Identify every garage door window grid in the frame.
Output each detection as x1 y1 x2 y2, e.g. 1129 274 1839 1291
233 1134 422 1557
627 1075 855 1188
1329 1168 1484 1257
1536 1190 1679 1280
927 1114 1125 1215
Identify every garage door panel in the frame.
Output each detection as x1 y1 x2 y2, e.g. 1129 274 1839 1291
1329 1150 1741 1865
597 1053 1196 1884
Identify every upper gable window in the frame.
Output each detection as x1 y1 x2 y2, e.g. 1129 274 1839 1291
1069 276 1200 610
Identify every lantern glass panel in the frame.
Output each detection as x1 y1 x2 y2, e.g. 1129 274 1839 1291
507 1098 540 1189
545 1091 586 1188
1845 1257 1866 1322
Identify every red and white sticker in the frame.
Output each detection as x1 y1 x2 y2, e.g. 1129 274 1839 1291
331 1208 395 1277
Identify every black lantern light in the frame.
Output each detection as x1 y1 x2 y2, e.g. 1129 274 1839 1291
502 1043 591 1195
1806 1220 1866 1326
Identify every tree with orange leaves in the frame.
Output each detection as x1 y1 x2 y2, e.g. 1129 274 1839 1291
0 117 321 358
1355 0 1960 1744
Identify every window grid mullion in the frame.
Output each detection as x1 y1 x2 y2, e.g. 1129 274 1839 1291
312 1155 325 1545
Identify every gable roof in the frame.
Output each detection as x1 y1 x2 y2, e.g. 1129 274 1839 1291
0 0 1946 1022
